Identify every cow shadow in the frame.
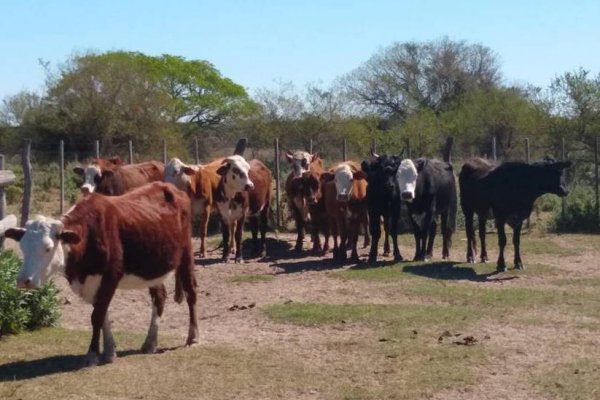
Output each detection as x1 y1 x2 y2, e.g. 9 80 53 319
195 237 295 267
0 347 180 381
401 261 519 283
270 258 347 274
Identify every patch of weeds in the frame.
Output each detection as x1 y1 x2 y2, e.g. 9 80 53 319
227 274 274 284
532 358 600 400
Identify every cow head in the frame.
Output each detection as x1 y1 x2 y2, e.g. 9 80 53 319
217 155 254 196
3 216 80 289
396 159 420 202
73 157 121 195
532 158 572 197
164 157 198 192
323 163 367 202
361 154 401 199
286 150 320 178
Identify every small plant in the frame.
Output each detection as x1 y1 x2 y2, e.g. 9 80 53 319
551 186 599 233
0 251 60 337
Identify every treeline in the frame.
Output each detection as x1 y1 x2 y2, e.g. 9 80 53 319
1 38 598 179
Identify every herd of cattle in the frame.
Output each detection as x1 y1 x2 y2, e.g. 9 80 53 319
0 139 571 365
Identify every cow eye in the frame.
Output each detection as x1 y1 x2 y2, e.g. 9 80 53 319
301 160 308 168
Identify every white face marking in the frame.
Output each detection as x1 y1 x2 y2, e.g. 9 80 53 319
334 164 354 202
221 156 253 197
70 274 102 304
287 151 312 178
164 158 193 191
81 165 102 193
12 216 65 288
396 159 418 202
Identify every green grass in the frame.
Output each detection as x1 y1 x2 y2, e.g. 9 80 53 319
532 358 600 400
227 274 275 284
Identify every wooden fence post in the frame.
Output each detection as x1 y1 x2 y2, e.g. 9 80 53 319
442 137 454 163
342 138 347 161
525 138 530 230
561 137 566 220
163 140 167 164
406 138 411 159
21 140 32 227
195 137 200 164
595 135 599 229
274 138 281 229
309 139 313 154
60 140 65 215
371 137 377 154
95 140 100 159
0 154 6 249
129 140 134 164
492 136 497 162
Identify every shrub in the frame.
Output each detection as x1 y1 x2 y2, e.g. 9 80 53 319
0 251 60 337
551 186 600 233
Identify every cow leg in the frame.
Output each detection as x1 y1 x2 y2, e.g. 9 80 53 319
513 220 524 270
338 212 348 263
495 218 507 272
234 217 245 263
259 208 268 258
310 207 322 254
221 218 230 261
249 216 259 257
368 212 381 262
478 215 488 263
350 215 360 262
426 217 436 260
293 209 305 252
410 216 422 261
229 222 236 254
464 209 476 263
383 217 391 257
362 210 371 248
321 215 330 254
141 284 167 354
390 207 403 262
85 278 118 367
441 211 450 260
199 205 210 258
101 310 116 363
178 247 199 346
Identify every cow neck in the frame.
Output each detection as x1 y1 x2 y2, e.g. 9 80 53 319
60 206 92 282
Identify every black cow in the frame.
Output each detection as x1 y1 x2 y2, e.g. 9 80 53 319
361 153 403 262
397 158 457 261
459 157 571 272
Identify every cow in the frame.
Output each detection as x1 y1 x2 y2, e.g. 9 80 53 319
3 182 198 366
74 157 164 196
396 158 457 261
164 139 248 258
285 151 325 252
361 153 403 262
321 162 368 262
459 157 571 272
214 155 272 262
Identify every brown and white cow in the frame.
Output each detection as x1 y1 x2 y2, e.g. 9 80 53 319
74 157 165 196
322 161 369 262
4 182 198 366
285 152 326 252
214 156 272 262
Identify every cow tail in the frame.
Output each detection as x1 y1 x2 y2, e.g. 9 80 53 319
447 189 458 239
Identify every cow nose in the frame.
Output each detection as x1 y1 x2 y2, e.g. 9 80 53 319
81 186 90 194
401 192 414 201
244 183 254 191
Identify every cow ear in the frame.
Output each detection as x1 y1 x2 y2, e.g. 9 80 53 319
73 167 84 176
414 158 428 173
4 227 26 242
109 156 123 166
311 152 320 162
353 170 367 181
285 151 294 162
320 172 334 183
361 161 370 173
182 166 197 176
217 164 230 176
58 230 81 245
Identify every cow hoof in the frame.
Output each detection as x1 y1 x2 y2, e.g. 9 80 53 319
514 261 524 270
84 352 99 367
394 254 404 262
141 342 157 354
383 251 391 257
185 338 199 347
368 255 377 263
467 256 475 264
234 258 244 264
496 264 507 273
480 256 488 263
102 352 117 363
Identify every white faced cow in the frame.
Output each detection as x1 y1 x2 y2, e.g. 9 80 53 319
285 150 320 178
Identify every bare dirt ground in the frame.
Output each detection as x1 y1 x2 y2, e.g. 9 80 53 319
4 230 600 399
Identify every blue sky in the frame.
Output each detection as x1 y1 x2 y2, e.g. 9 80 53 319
1 0 599 100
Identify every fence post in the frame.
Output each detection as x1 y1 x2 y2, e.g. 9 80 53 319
163 140 167 164
406 138 411 159
561 137 566 220
21 140 32 227
595 135 599 229
274 138 281 229
128 140 134 164
60 140 65 215
309 139 313 154
371 137 377 154
95 140 100 159
442 137 454 163
195 137 200 164
492 136 497 162
342 138 347 161
0 154 5 249
525 138 530 229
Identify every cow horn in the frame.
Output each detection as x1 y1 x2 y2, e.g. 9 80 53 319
370 148 379 158
233 138 248 156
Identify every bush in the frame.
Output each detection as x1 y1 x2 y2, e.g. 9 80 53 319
551 186 600 233
0 251 60 337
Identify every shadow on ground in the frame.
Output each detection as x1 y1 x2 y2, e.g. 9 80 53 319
401 261 519 283
0 347 180 381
